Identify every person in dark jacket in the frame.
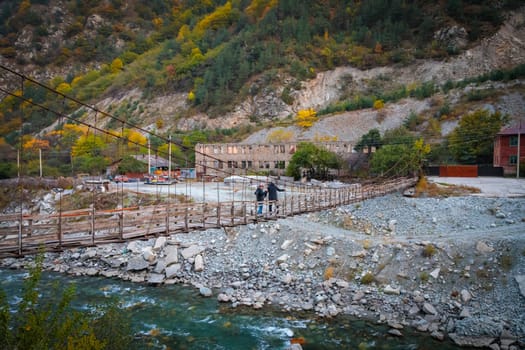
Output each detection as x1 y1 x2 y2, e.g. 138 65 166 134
254 184 267 215
267 182 284 214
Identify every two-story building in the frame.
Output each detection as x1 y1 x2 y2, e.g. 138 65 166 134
493 123 525 175
195 141 355 178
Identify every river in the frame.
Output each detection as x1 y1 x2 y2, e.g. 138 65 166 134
1 268 471 349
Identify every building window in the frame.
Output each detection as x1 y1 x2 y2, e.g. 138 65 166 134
510 136 518 147
274 161 285 169
509 155 517 165
219 161 224 169
247 161 252 168
241 161 246 169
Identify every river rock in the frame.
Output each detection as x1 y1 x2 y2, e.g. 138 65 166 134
194 254 204 272
449 334 496 348
422 303 438 315
126 256 149 271
476 241 494 253
515 275 525 297
142 246 157 263
165 263 181 278
461 289 472 303
281 239 293 250
217 293 231 302
164 245 178 265
153 236 167 251
148 273 165 284
181 245 205 260
384 285 401 295
199 286 213 297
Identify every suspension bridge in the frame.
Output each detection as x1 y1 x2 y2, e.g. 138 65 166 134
0 177 416 258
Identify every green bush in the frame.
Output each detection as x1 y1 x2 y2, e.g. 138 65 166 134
0 254 132 350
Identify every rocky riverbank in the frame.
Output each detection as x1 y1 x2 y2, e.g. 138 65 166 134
1 192 524 349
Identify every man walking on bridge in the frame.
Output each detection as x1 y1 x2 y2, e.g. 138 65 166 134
255 184 267 215
267 182 284 214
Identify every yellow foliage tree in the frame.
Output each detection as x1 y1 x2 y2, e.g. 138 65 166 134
125 129 147 152
23 137 50 152
56 82 72 95
110 58 123 73
295 108 317 129
245 0 278 20
266 129 294 143
373 99 384 109
187 91 196 102
374 42 383 54
194 2 236 39
152 17 163 29
177 24 191 43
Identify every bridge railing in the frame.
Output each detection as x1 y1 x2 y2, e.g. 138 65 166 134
0 177 417 257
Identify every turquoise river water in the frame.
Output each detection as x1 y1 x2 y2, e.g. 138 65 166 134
1 268 473 350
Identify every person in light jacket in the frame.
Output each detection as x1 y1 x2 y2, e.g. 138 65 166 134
267 182 284 214
254 184 267 215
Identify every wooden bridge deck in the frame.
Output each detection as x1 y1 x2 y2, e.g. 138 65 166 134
0 178 416 258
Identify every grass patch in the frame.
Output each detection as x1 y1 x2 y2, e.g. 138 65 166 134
415 177 481 197
361 272 375 285
419 271 429 283
324 266 335 280
422 244 437 258
500 254 514 271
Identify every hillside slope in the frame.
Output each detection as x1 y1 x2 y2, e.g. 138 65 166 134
82 7 525 144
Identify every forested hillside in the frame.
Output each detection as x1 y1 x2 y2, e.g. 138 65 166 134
0 0 524 178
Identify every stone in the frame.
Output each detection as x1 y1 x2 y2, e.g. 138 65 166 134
164 245 178 265
194 254 204 272
142 246 157 263
431 331 445 341
459 307 471 318
181 245 205 260
153 260 166 274
461 289 472 303
217 293 231 302
449 334 495 348
476 241 494 253
384 285 401 295
126 256 149 271
153 236 167 251
422 302 438 315
353 291 365 301
276 254 289 263
148 273 165 284
165 263 181 278
388 329 403 337
430 268 440 279
199 286 213 297
514 275 525 298
281 239 293 250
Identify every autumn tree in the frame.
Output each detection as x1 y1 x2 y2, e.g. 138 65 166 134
370 138 431 177
448 109 508 164
295 108 317 129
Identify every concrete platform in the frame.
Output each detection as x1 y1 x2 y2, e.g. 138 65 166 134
427 176 525 198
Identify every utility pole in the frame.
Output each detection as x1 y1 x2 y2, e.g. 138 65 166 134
518 120 521 179
168 135 172 181
39 148 42 178
147 137 151 175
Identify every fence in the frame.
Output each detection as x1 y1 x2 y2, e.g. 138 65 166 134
0 177 417 258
